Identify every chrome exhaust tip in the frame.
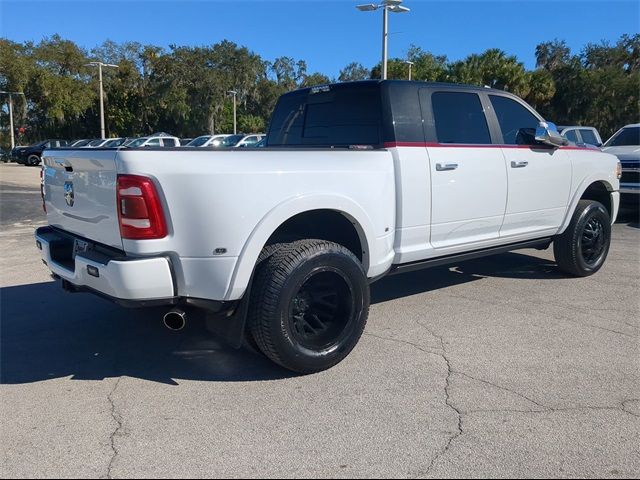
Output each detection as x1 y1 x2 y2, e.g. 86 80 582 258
163 309 186 331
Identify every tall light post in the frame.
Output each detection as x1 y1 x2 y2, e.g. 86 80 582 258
227 90 237 134
404 60 414 80
356 0 410 80
0 91 26 149
85 62 119 139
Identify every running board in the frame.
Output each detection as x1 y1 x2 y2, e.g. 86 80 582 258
388 237 553 276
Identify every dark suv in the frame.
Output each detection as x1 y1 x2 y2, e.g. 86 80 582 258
12 139 69 166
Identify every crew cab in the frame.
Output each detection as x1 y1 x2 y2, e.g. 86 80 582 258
36 81 621 373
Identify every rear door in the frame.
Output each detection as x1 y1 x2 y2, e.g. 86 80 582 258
420 89 508 249
488 94 572 237
43 149 123 249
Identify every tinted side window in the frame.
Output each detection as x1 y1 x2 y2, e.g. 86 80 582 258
606 127 640 147
431 92 491 144
579 129 599 145
162 138 177 147
489 95 540 145
564 130 579 143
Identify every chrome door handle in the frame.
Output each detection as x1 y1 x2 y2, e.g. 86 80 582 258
511 161 529 168
436 163 459 171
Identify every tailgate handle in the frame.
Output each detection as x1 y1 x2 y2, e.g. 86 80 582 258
436 163 459 171
54 159 73 172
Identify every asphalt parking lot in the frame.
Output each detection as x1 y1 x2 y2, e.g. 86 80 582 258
1 162 638 478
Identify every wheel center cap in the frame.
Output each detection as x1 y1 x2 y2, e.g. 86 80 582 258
293 295 310 314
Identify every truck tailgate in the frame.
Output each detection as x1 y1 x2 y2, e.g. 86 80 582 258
43 149 123 249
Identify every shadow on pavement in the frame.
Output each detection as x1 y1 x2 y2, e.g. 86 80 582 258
0 281 293 386
371 251 559 304
616 203 639 229
1 251 559 386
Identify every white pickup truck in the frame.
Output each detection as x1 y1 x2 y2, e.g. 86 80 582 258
36 80 621 373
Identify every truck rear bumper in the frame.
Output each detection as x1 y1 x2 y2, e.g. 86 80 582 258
35 226 175 302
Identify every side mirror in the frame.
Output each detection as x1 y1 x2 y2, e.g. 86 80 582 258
535 121 569 147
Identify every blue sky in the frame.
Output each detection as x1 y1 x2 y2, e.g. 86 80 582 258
1 0 638 77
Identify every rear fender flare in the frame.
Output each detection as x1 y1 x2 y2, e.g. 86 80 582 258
224 194 377 301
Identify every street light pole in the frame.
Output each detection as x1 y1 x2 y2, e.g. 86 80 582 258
228 90 237 135
85 62 119 139
356 0 410 80
405 60 414 80
382 6 388 80
98 63 105 139
0 91 25 149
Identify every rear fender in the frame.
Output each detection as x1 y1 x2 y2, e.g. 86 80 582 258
224 194 377 301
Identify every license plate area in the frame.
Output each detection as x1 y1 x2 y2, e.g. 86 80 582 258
73 239 91 258
48 235 94 272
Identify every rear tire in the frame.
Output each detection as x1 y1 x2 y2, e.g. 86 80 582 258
242 242 289 353
248 239 369 374
553 199 611 277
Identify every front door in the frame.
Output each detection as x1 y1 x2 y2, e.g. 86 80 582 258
420 89 508 250
488 94 572 237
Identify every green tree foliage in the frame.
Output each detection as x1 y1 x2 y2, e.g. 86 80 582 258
338 62 370 82
447 49 531 97
0 35 638 146
535 34 639 138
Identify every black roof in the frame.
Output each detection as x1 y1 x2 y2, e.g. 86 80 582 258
292 79 506 96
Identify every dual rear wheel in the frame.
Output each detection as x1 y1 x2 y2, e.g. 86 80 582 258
247 240 369 374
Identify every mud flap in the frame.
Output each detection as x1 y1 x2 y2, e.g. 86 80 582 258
203 289 251 349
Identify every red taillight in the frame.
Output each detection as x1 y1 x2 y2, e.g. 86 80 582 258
117 175 167 240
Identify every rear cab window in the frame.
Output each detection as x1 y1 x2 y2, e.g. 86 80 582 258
267 83 383 147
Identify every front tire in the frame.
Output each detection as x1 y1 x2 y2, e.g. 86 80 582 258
27 154 41 166
248 239 369 374
553 199 611 277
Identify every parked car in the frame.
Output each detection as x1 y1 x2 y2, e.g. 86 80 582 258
103 138 129 148
602 123 639 200
214 134 245 147
185 134 231 147
234 134 266 148
69 139 92 147
123 135 180 148
558 126 603 147
83 138 112 148
12 139 69 166
36 80 621 374
82 138 127 148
